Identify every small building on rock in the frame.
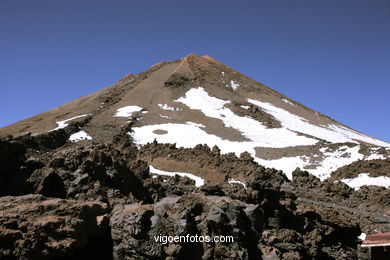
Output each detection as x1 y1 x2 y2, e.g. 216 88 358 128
361 232 390 259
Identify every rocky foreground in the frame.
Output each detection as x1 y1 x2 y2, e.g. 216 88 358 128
1 122 389 259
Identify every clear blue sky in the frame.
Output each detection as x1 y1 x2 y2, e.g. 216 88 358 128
1 0 389 142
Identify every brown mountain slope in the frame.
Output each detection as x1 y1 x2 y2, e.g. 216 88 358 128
0 54 352 140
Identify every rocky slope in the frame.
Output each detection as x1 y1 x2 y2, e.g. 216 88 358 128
1 122 387 259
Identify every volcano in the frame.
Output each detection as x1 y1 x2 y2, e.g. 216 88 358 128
2 54 389 181
1 54 390 259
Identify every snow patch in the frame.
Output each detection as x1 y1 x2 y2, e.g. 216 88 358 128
185 121 205 128
247 99 390 147
254 156 309 180
131 123 256 156
159 114 172 119
52 114 89 131
175 87 317 148
130 88 389 181
228 179 247 189
158 104 180 111
282 99 295 106
240 105 250 109
114 106 143 117
365 153 386 160
230 80 239 91
69 131 92 142
254 145 365 181
313 145 364 180
328 125 390 147
149 165 204 187
341 173 390 190
364 147 388 160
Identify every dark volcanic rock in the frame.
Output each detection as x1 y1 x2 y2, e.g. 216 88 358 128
164 72 194 88
0 122 375 259
28 167 67 199
0 140 32 196
108 190 361 260
109 195 258 260
289 168 390 237
45 143 153 205
331 158 390 179
139 142 288 189
0 194 112 260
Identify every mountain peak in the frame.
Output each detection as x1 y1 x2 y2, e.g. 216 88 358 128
181 53 211 67
172 53 217 80
181 53 220 65
183 53 202 60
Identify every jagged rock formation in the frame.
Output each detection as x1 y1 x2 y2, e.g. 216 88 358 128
0 194 111 259
0 126 383 259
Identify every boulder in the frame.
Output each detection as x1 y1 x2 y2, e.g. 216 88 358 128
0 194 112 259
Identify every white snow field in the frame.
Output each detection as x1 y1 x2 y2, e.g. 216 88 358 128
69 131 92 142
247 99 390 147
149 165 204 187
114 105 143 117
132 122 255 155
255 145 365 180
176 88 317 148
130 87 390 181
52 114 89 131
341 173 390 190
